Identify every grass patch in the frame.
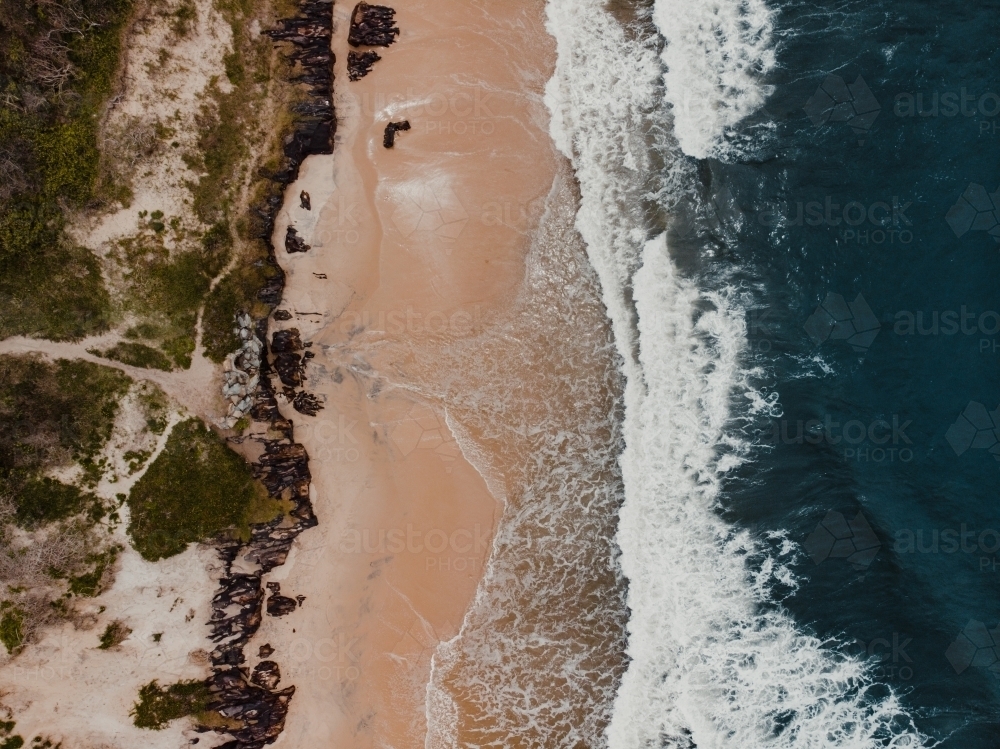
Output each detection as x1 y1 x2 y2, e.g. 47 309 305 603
67 547 120 596
107 220 232 369
0 607 25 653
89 342 173 371
131 679 210 730
0 356 131 516
98 619 131 649
127 418 279 560
14 478 98 527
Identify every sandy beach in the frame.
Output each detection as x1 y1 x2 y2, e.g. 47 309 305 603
254 0 560 746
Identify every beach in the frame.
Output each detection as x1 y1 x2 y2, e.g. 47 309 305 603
253 0 569 745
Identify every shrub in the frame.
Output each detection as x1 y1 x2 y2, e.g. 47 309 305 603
98 619 131 649
0 608 25 653
131 679 210 730
14 478 96 527
127 419 279 560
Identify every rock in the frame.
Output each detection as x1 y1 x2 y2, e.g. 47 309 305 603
274 353 304 387
259 644 275 658
271 329 303 353
348 2 399 47
251 660 281 690
347 50 381 81
266 593 298 617
292 391 323 416
285 226 311 253
383 120 410 148
299 190 311 210
295 595 305 606
274 310 293 321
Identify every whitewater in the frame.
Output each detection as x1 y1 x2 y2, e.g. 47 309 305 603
544 0 931 746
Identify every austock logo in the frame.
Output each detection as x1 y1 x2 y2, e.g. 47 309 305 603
946 183 1000 242
945 402 1000 462
804 510 881 570
946 620 1000 677
804 292 881 357
805 74 881 145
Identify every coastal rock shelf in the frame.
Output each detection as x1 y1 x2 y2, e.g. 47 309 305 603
348 2 399 48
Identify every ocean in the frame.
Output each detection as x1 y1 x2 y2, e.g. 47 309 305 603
538 0 1000 745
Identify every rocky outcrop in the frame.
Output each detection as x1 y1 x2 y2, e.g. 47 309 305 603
221 312 263 427
284 226 310 254
347 50 381 81
299 191 311 210
204 1 335 745
383 119 410 148
348 2 398 48
207 356 317 748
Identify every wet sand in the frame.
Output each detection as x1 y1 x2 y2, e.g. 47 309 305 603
255 0 558 746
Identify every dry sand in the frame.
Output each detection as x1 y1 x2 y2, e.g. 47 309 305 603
255 0 559 746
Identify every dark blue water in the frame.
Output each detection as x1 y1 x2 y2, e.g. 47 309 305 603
671 0 1000 744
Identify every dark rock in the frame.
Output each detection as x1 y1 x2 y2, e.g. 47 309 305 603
251 660 281 690
259 644 275 658
274 352 304 387
273 309 292 321
303 350 315 359
299 191 311 210
292 391 323 416
348 50 381 81
285 226 310 253
383 119 410 148
348 2 399 48
266 593 298 617
295 595 306 606
271 328 303 353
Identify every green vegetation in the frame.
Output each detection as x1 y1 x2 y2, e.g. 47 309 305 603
0 606 25 653
90 342 173 371
0 356 131 523
105 219 232 369
197 0 306 360
0 0 135 340
127 418 279 560
66 546 120 596
0 719 22 749
97 619 130 649
14 478 98 526
131 679 210 730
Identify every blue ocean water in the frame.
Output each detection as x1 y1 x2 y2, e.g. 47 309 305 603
672 0 1000 743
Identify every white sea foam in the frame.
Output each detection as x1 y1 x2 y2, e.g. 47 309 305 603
653 0 777 159
545 0 930 746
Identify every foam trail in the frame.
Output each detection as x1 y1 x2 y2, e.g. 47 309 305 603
545 0 930 746
653 0 776 159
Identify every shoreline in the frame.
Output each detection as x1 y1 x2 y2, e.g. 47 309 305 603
250 0 563 745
